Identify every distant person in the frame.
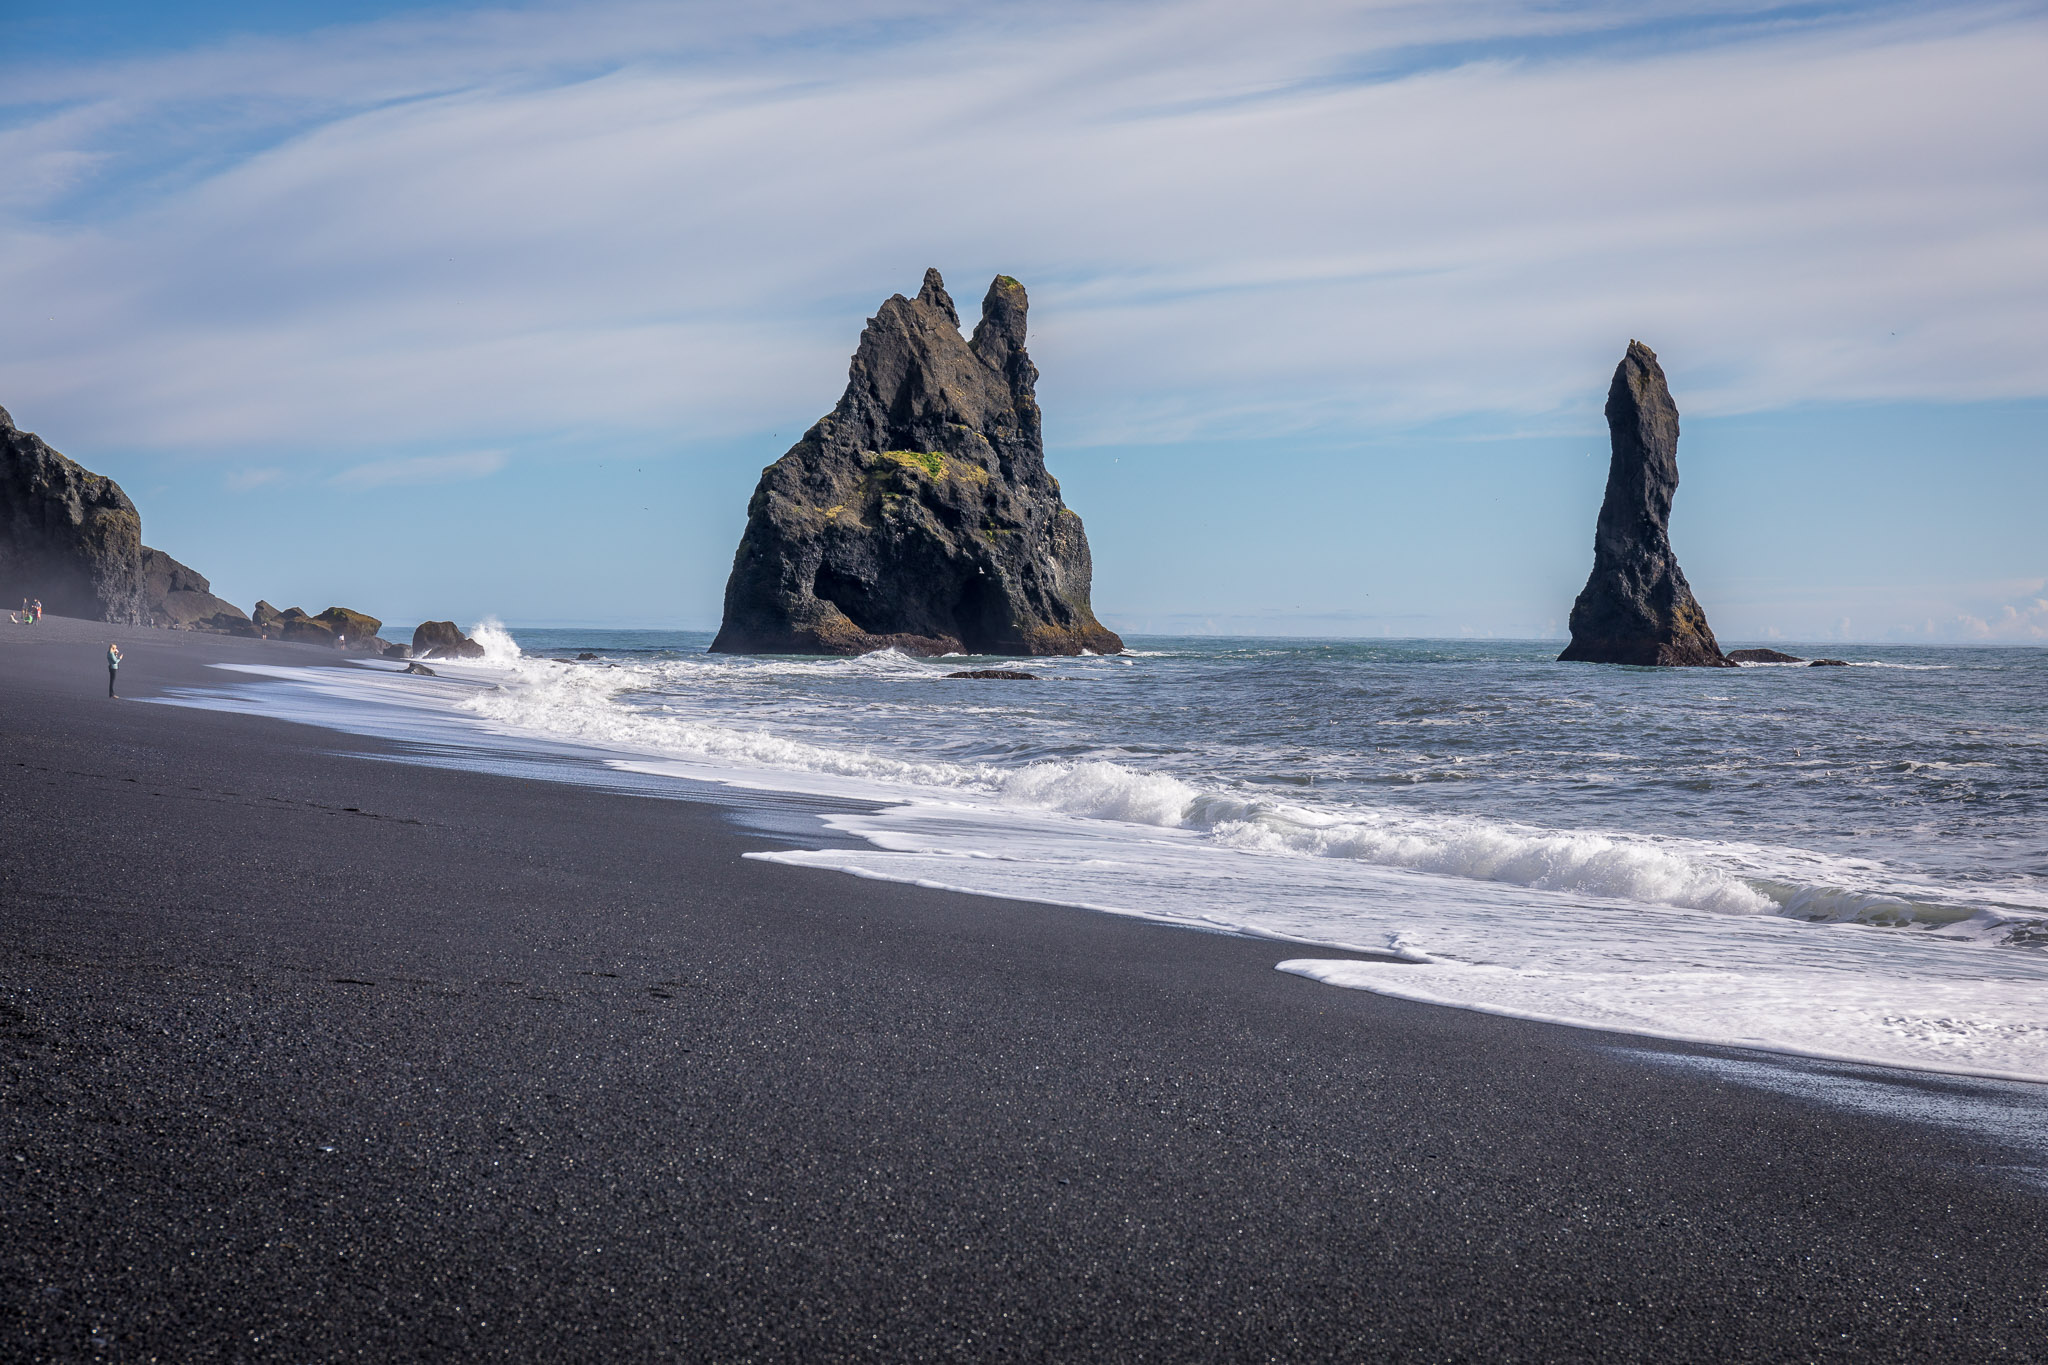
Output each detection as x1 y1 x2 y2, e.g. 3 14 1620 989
31 599 41 623
107 643 122 698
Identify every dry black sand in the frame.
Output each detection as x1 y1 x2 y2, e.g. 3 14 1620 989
3 618 2045 1362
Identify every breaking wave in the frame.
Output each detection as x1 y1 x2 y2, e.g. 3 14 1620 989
443 651 1891 923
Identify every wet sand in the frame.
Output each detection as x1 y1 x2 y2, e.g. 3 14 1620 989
3 616 2046 1361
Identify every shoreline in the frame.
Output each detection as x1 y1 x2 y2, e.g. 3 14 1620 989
141 620 2048 1083
5 616 2048 1360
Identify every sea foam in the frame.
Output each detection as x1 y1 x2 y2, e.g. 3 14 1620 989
155 631 2048 1082
447 651 1780 918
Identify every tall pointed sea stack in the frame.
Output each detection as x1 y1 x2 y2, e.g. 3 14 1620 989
711 269 1123 656
1558 342 1728 667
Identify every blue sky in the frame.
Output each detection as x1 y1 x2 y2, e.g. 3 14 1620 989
3 0 2043 642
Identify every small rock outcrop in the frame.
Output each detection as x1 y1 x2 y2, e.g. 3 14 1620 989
1 405 146 622
141 546 255 635
413 620 484 659
1809 658 1849 667
1727 647 1804 664
249 600 387 651
946 668 1039 680
315 607 382 649
711 269 1123 657
1558 342 1729 668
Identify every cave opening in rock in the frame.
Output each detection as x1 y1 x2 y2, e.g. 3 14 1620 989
812 566 885 637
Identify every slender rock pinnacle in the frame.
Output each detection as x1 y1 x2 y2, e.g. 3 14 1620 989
1558 341 1728 667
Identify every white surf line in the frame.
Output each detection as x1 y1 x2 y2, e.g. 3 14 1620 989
156 656 2048 1088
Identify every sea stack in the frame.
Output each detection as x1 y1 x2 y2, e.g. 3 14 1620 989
710 269 1123 657
1558 342 1728 667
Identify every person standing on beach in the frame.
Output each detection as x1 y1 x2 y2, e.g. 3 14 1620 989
107 643 121 698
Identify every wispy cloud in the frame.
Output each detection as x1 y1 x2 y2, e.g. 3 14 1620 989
224 466 285 491
329 450 506 489
1 0 2043 461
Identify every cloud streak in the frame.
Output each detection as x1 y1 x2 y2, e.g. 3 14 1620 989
0 0 2042 464
330 450 506 489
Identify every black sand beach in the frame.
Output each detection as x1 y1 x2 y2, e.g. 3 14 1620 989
3 619 2046 1362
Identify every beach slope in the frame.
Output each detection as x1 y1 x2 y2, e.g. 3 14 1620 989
3 619 2045 1361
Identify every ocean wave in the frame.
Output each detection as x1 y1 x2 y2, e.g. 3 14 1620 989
469 617 524 664
1188 797 1774 915
451 650 1807 920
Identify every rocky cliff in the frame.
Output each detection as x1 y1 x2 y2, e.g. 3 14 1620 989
1 405 147 623
141 546 254 634
711 270 1123 657
2 404 259 631
1558 342 1728 668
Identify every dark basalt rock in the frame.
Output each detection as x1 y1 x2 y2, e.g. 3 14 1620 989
277 609 333 645
576 652 597 661
946 668 1039 680
1 405 146 623
402 661 437 676
1559 343 1729 668
249 602 385 651
253 605 322 644
1809 658 1849 667
711 269 1123 658
381 641 412 660
413 620 484 660
140 546 255 635
1727 648 1804 664
314 606 384 652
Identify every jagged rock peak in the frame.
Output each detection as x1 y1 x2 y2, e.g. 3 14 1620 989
916 267 958 326
710 269 1123 657
1557 341 1729 668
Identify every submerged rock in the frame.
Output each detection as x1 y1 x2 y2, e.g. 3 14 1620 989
946 668 1040 680
1727 648 1804 664
0 405 146 622
711 269 1123 657
1558 342 1729 668
413 620 484 659
1809 658 1849 667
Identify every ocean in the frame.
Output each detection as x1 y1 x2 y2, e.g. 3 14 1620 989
160 629 2048 1083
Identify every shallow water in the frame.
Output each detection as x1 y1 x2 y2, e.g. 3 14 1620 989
160 628 2048 1081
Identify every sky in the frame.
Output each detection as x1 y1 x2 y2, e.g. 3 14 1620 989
2 0 2044 642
